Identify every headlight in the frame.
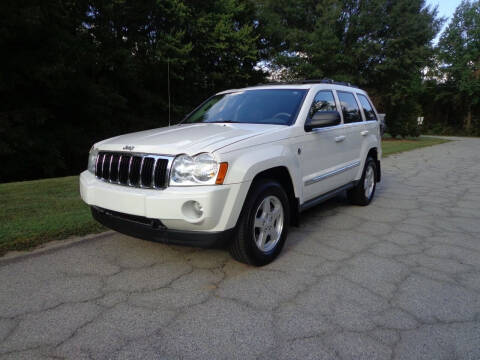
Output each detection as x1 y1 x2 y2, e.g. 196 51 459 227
170 154 195 184
170 153 221 186
193 153 219 182
87 147 99 174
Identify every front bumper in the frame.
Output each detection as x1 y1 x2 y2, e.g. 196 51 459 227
91 206 233 247
80 171 250 233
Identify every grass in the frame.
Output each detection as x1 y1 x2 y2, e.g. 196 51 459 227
382 135 450 157
0 135 450 256
0 176 105 256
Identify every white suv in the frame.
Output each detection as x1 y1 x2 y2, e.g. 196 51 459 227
80 80 381 265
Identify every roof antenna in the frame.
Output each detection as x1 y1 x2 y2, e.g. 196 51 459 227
168 58 171 126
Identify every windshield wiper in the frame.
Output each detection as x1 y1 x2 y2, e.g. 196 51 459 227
206 120 239 123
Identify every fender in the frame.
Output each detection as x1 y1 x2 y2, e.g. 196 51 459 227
213 142 302 229
354 129 381 180
218 142 302 199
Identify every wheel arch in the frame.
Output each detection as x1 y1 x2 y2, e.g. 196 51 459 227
366 147 381 182
247 166 300 226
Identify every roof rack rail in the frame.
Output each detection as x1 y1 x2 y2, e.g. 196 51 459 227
301 79 358 88
252 79 359 88
255 81 294 86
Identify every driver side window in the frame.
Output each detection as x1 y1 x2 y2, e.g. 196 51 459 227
309 91 337 118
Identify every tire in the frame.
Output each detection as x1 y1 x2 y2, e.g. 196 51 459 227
347 156 377 206
229 179 290 266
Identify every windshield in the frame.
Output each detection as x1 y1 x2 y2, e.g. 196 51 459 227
182 89 307 125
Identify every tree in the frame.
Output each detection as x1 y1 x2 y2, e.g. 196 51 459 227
257 0 441 137
438 0 480 132
184 0 265 91
0 0 265 182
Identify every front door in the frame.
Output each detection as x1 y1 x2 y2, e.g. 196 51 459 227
300 90 347 201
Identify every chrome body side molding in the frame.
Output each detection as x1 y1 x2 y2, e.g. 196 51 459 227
304 161 360 186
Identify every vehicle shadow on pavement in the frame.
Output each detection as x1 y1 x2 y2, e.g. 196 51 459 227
279 180 388 262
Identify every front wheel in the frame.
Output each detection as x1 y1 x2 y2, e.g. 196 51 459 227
229 179 290 266
347 157 377 206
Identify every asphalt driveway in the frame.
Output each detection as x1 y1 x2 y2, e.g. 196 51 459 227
1 137 480 360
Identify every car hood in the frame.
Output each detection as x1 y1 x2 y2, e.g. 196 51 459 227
96 122 286 155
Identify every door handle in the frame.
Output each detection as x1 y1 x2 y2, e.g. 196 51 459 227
335 135 346 142
361 130 369 136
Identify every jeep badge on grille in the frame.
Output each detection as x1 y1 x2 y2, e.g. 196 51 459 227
123 145 135 151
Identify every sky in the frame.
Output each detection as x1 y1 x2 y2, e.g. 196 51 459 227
427 0 463 42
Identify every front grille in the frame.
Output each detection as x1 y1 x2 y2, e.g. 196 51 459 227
95 152 171 189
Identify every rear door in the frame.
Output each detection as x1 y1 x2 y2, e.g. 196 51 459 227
357 92 380 148
336 91 365 182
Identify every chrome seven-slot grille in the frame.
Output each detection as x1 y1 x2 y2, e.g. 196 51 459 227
95 152 171 189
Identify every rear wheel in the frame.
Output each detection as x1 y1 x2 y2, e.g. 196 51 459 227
229 179 290 266
347 157 377 206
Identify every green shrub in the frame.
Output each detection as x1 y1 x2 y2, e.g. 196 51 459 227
385 100 421 138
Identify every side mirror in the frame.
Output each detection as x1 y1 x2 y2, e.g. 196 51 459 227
305 111 341 132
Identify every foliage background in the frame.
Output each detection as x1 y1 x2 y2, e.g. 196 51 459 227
1 0 479 182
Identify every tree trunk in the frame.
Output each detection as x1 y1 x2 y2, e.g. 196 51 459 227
465 107 472 131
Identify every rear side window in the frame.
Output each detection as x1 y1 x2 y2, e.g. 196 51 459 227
308 91 336 118
337 91 362 123
357 94 377 121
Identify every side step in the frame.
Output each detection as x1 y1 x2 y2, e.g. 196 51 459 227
299 182 355 212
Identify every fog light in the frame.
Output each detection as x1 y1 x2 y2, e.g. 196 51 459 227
181 200 204 220
193 201 203 215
